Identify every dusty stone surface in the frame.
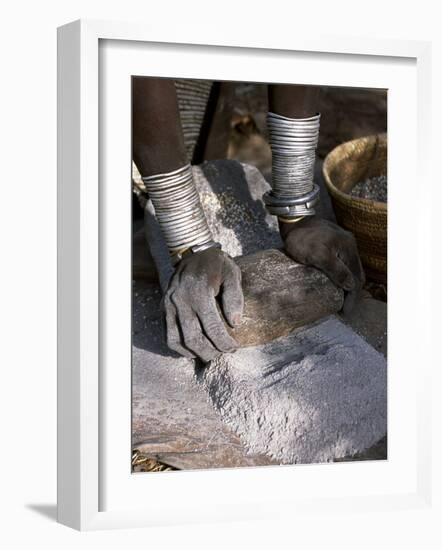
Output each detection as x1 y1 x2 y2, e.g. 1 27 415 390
195 160 282 256
198 316 387 464
341 291 387 357
229 249 343 346
132 281 277 470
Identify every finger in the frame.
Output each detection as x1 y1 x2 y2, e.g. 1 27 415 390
342 274 363 314
164 293 196 359
341 264 365 315
195 298 239 353
338 237 366 314
303 244 355 291
343 236 366 289
172 294 221 363
343 289 359 315
220 261 244 327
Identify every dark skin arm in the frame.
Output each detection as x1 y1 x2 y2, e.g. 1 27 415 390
133 77 243 362
269 84 365 313
133 77 187 175
268 84 321 118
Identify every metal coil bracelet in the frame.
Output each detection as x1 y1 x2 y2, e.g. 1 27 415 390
142 164 217 263
264 111 321 219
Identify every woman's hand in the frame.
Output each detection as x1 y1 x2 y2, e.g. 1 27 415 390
163 247 244 362
281 217 365 314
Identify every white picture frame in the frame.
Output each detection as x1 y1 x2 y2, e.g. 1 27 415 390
57 19 434 531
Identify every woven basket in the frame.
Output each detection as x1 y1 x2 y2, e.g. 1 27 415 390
322 134 387 283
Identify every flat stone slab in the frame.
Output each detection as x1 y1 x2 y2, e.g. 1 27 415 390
198 316 387 464
132 281 277 470
341 291 387 357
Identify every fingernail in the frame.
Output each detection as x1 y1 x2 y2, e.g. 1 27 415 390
232 313 242 326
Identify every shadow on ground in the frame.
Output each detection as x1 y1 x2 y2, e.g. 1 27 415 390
26 503 57 522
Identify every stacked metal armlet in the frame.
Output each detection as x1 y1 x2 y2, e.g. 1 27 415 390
264 111 321 221
142 164 218 264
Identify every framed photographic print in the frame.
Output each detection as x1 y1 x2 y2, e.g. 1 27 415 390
57 19 433 530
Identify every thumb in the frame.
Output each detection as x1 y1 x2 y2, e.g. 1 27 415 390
220 260 244 328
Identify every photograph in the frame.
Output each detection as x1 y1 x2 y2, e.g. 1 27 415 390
1 0 437 540
130 77 388 473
